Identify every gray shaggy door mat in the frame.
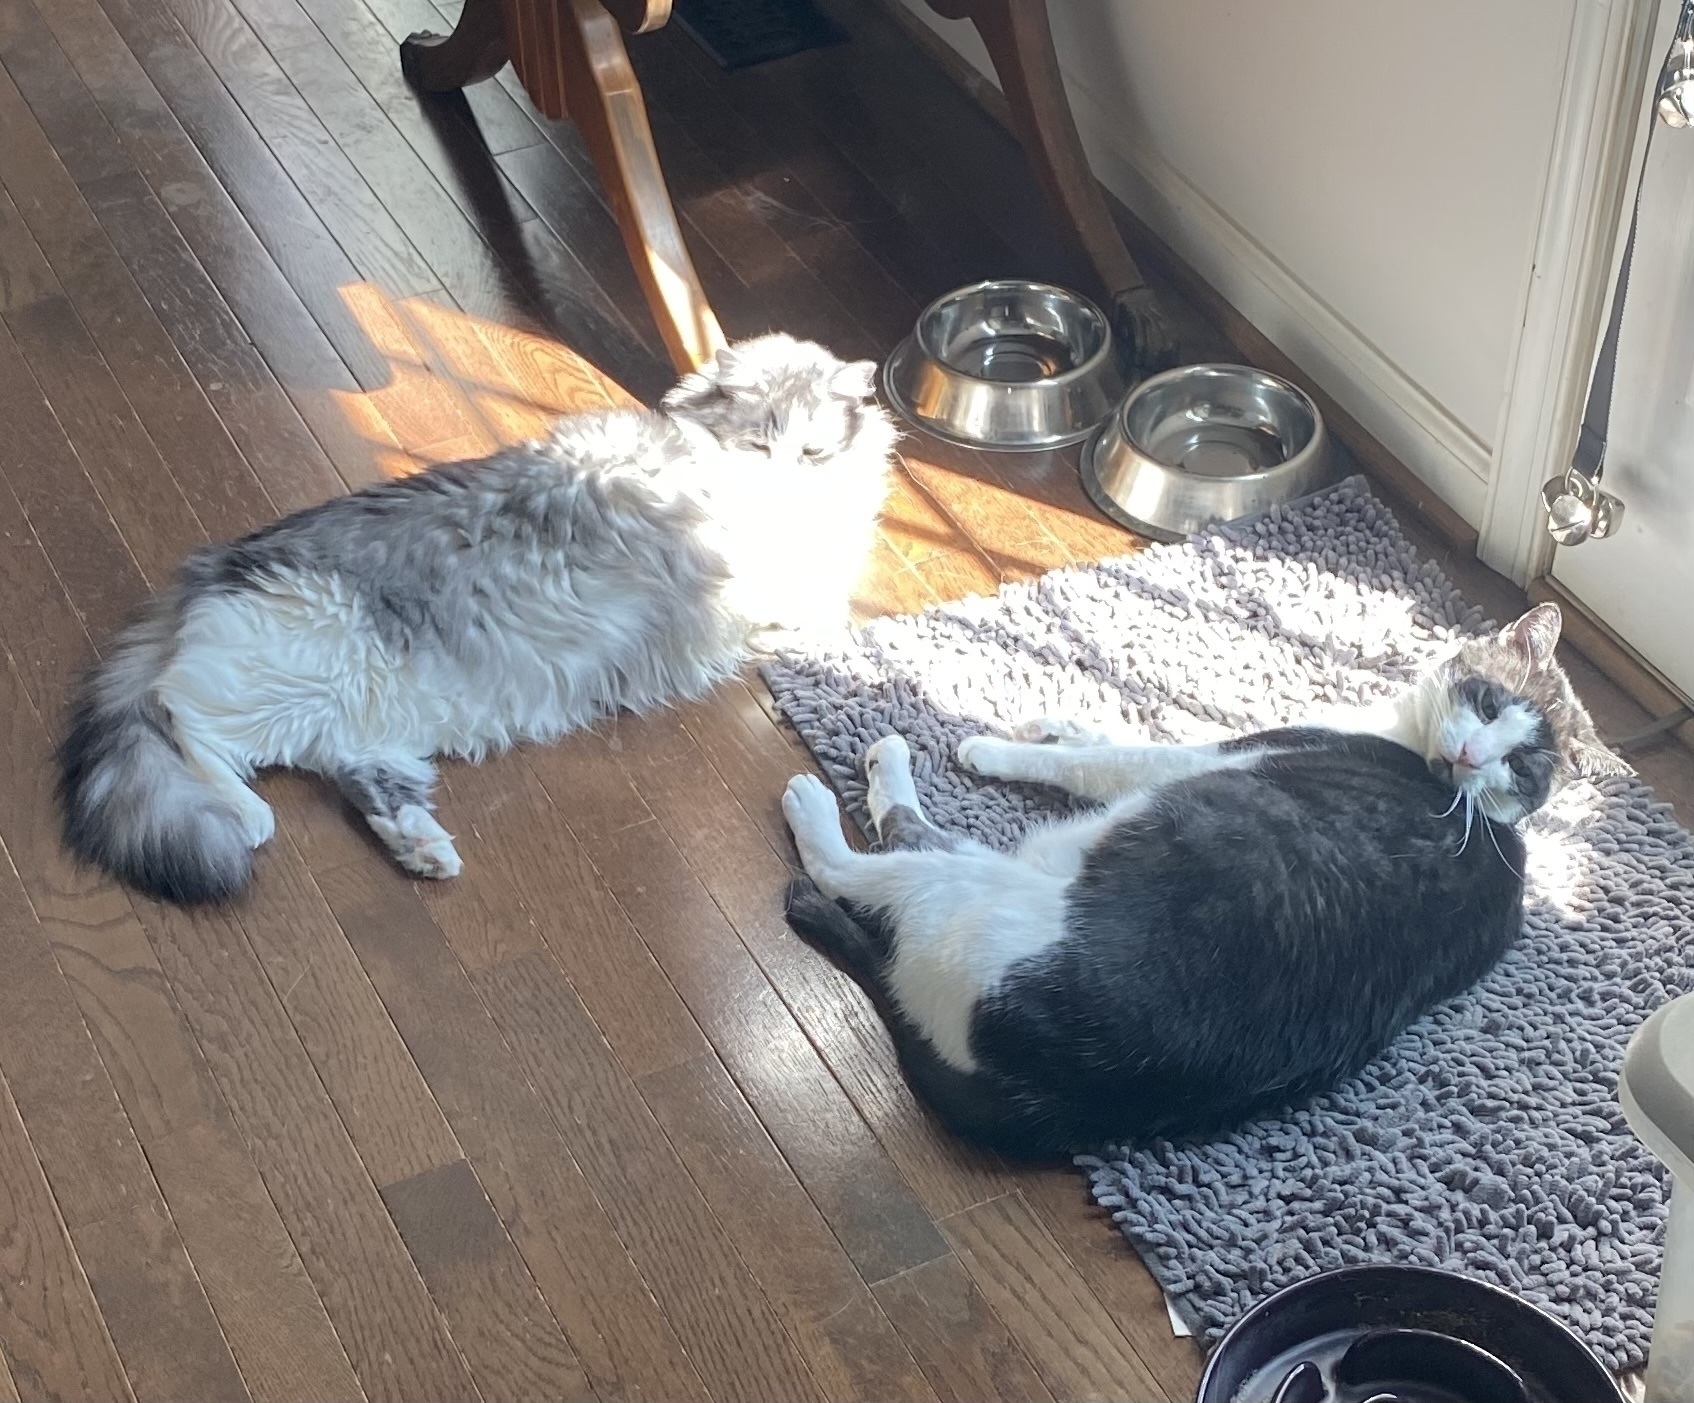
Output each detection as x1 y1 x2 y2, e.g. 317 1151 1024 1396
760 476 1694 1371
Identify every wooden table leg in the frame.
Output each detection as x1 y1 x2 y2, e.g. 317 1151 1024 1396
553 0 726 374
927 0 1178 375
400 0 512 92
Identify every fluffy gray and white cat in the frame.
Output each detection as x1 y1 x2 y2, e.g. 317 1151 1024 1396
59 334 895 904
782 605 1630 1157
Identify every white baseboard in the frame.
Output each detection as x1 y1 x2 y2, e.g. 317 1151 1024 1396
1054 74 1493 528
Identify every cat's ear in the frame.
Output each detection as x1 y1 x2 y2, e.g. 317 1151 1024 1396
830 360 877 401
663 354 737 409
1502 603 1562 671
710 347 759 395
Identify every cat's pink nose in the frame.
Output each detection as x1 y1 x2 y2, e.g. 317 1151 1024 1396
1458 741 1482 768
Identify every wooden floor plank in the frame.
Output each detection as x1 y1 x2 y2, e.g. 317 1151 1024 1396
0 1070 133 1403
656 23 969 311
753 14 1031 294
1019 1170 1204 1401
236 833 466 1190
494 138 671 373
158 0 439 301
70 1202 253 1403
629 701 1017 1219
472 944 827 1403
68 0 405 391
218 0 660 396
0 195 207 590
0 289 206 584
637 1052 938 1403
126 896 477 1403
0 842 158 1238
80 168 357 511
17 0 401 485
145 1120 367 1403
641 98 879 361
4 35 489 1289
0 854 251 1403
275 0 541 220
0 317 149 652
379 1159 596 1403
311 861 712 1403
320 729 838 1403
813 0 1088 295
940 1193 1165 1403
607 706 993 1253
441 757 712 1079
0 59 283 540
0 568 362 1403
221 0 519 323
872 1256 1054 1403
0 302 471 1403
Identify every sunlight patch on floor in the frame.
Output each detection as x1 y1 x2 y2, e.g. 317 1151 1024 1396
324 281 635 479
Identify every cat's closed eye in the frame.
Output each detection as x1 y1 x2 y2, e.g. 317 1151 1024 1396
802 445 827 462
1507 751 1533 777
1478 692 1499 722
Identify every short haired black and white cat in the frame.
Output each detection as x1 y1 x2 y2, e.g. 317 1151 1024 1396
781 604 1629 1158
59 334 893 905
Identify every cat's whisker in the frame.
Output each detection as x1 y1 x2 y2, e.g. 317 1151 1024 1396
1484 812 1524 880
1433 788 1465 819
1453 789 1477 857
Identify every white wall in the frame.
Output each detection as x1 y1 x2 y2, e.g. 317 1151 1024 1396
897 0 1580 528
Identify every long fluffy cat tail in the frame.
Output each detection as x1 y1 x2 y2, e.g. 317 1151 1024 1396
56 602 254 905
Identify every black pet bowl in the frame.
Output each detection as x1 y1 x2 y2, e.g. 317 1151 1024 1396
1195 1265 1625 1403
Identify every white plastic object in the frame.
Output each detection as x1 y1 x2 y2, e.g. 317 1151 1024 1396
1622 992 1694 1403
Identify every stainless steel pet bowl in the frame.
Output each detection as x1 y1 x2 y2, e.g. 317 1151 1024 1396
1081 363 1333 541
880 280 1123 450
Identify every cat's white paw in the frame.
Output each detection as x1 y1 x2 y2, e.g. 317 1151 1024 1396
782 773 840 837
1012 716 1105 747
783 774 851 885
957 735 1012 777
373 806 463 880
230 790 276 850
865 734 920 821
865 734 912 776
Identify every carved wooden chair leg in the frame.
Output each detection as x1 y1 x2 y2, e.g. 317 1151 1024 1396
553 0 725 374
926 0 1178 374
402 0 722 375
400 0 511 92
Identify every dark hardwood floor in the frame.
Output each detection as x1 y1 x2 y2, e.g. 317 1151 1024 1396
0 0 1687 1399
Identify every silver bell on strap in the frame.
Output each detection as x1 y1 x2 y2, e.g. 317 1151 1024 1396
1658 0 1694 128
1542 464 1625 548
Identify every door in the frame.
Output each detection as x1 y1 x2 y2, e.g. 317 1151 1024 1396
1551 100 1694 702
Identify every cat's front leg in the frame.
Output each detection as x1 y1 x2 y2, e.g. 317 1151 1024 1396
958 735 1138 802
958 732 1238 803
335 756 463 880
1009 715 1128 747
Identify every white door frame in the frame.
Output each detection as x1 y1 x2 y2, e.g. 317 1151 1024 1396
1479 0 1672 586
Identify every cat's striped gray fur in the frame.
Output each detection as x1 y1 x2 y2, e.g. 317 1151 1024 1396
58 334 894 903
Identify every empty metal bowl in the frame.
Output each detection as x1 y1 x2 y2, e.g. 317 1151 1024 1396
1081 363 1333 541
881 280 1123 450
